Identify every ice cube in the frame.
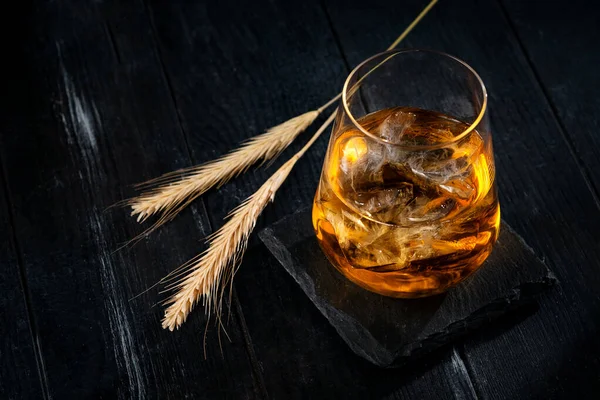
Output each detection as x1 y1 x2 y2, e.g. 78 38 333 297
408 148 470 183
328 208 367 249
398 224 439 264
334 211 401 269
408 130 484 184
349 231 404 269
379 110 417 143
322 202 404 270
353 184 414 223
396 196 457 225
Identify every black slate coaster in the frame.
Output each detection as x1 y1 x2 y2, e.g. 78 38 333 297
258 208 556 367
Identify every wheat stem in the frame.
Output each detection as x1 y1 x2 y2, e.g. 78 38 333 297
162 113 336 330
127 1 437 233
161 0 438 330
387 0 438 50
127 110 320 233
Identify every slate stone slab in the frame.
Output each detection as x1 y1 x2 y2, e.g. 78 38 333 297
258 208 557 367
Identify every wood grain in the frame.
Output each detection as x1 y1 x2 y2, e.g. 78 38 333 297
143 0 346 232
500 0 600 204
236 246 478 400
0 170 43 399
144 0 471 398
322 0 600 397
0 1 258 398
3 0 599 398
0 6 47 398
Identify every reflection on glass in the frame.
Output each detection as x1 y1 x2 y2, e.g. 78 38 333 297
313 50 500 297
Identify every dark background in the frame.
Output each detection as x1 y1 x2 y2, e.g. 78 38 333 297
1 0 599 399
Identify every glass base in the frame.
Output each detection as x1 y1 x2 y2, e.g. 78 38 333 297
313 202 500 298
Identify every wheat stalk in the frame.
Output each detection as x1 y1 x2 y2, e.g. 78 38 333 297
128 0 437 234
128 107 329 234
162 113 336 330
160 0 438 331
128 97 339 231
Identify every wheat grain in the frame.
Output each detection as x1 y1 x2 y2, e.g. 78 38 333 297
128 0 438 231
128 109 322 233
162 112 336 330
160 114 334 330
160 0 438 330
162 157 294 330
129 0 438 236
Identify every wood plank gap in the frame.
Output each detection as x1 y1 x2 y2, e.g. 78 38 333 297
139 0 269 395
140 0 195 167
496 0 600 209
0 153 50 400
318 0 353 72
318 2 480 397
103 21 122 65
452 346 480 400
317 0 371 112
232 290 269 400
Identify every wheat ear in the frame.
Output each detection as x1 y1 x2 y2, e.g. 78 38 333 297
128 0 437 234
162 112 336 330
128 99 337 233
161 0 438 330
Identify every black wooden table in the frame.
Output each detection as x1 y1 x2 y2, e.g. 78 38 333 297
2 1 599 398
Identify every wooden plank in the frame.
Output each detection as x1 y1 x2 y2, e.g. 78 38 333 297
0 7 47 398
236 247 477 400
500 0 600 202
0 172 44 399
0 1 258 398
143 0 346 231
144 0 467 398
323 0 600 397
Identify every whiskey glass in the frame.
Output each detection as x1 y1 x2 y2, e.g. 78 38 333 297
313 49 500 298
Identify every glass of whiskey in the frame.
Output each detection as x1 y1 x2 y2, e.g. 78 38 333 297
313 49 500 298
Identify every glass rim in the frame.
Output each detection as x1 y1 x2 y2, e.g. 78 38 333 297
342 48 488 150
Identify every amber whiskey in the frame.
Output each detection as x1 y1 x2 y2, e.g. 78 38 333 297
313 107 500 297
